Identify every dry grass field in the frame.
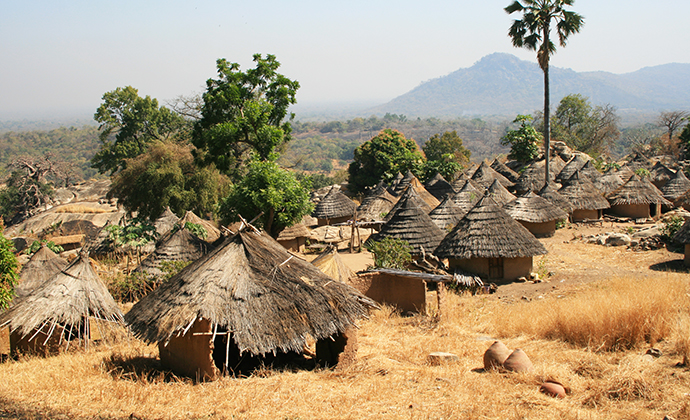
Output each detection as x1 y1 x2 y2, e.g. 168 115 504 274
1 222 690 419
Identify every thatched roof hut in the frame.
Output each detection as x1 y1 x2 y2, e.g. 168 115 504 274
312 187 357 225
15 246 68 300
594 171 626 195
387 172 404 196
450 179 483 215
673 219 690 266
311 245 355 284
369 189 445 256
425 173 455 201
471 161 514 189
125 229 376 379
384 183 434 222
408 177 440 209
487 179 516 207
434 193 547 282
624 152 652 172
538 183 574 215
661 169 690 202
606 174 672 218
649 161 676 189
491 159 519 183
356 181 398 222
390 170 417 197
513 159 559 194
558 172 610 221
180 211 221 243
503 191 568 237
276 223 314 253
428 195 465 231
0 253 125 355
557 154 588 182
578 160 601 182
134 226 213 278
155 207 180 238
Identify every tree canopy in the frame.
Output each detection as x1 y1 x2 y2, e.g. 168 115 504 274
500 115 542 162
422 130 471 181
192 54 300 178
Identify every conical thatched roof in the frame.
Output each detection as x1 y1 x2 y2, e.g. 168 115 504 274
409 177 440 209
594 172 626 195
391 170 417 197
312 187 357 220
514 159 556 193
538 183 574 214
134 226 214 278
551 155 567 175
429 195 465 231
487 179 516 207
471 161 514 189
490 159 519 183
450 179 483 214
434 194 547 260
15 246 68 300
649 161 675 186
0 253 125 341
625 152 652 172
606 174 673 206
557 154 588 182
180 211 221 243
311 245 354 284
558 172 610 211
450 172 470 191
370 190 445 255
577 160 601 182
276 223 313 242
384 184 434 222
661 169 690 201
425 173 455 201
387 172 404 195
356 181 398 221
503 191 568 223
673 219 690 244
154 207 180 238
125 229 376 355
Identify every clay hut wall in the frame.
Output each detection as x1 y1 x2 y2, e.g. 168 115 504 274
277 237 307 253
686 244 690 267
449 256 533 282
572 209 601 222
352 271 427 314
315 327 358 368
518 220 556 238
11 328 69 356
158 318 219 381
609 203 650 219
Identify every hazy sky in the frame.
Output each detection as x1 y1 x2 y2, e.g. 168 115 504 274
2 1 690 119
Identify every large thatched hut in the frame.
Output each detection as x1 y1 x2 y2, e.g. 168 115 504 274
434 193 547 282
661 169 690 203
606 174 672 219
503 191 568 238
425 173 455 201
0 253 125 356
673 219 690 267
356 181 398 221
312 187 357 226
14 246 68 300
125 229 376 379
558 172 610 222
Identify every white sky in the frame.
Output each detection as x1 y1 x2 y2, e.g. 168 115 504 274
2 1 689 119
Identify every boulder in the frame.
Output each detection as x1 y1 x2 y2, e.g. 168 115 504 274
483 341 511 370
605 233 631 247
503 349 533 373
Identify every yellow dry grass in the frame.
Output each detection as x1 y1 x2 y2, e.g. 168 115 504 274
53 205 114 214
1 284 690 419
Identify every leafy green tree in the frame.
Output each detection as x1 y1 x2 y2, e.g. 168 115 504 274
106 218 158 270
422 130 471 181
549 94 619 156
91 86 187 175
348 129 425 194
506 0 584 183
107 141 229 221
366 237 412 270
218 158 313 237
192 54 300 178
0 225 19 309
500 115 542 162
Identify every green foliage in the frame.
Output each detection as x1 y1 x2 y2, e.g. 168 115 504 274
192 54 300 177
92 86 187 175
500 115 542 162
278 136 360 172
24 239 64 255
108 141 229 221
0 226 19 309
219 158 313 237
366 237 412 270
635 168 651 178
105 218 157 250
661 216 685 241
348 129 425 194
108 271 155 303
159 260 192 282
178 222 208 240
422 130 470 181
679 123 690 160
550 94 620 156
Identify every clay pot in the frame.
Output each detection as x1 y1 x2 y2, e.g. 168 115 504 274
540 381 566 398
503 349 533 373
483 341 511 370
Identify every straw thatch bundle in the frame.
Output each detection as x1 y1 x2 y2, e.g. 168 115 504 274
661 169 690 201
429 195 465 231
558 172 610 211
312 187 357 221
538 183 574 214
434 194 547 260
557 154 588 182
490 159 519 183
384 184 434 222
425 173 455 201
450 179 483 214
15 246 68 300
471 161 514 189
0 253 125 344
487 179 516 207
356 181 398 221
311 245 355 284
594 172 626 195
503 191 568 223
606 174 672 206
180 211 221 243
369 190 445 255
125 229 376 356
134 226 213 278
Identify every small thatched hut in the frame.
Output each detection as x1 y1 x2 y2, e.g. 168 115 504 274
606 174 672 219
390 170 417 197
486 179 516 207
673 219 690 266
661 169 690 203
491 159 519 183
503 191 568 238
0 253 124 356
594 171 626 195
434 193 547 282
649 161 675 189
471 161 514 190
387 172 404 196
312 187 357 226
429 195 465 231
135 226 213 279
311 245 355 284
126 229 376 379
425 173 455 201
276 223 314 253
538 183 574 215
14 246 68 300
384 183 435 222
450 179 483 215
514 159 557 194
180 211 221 243
558 172 610 222
556 154 588 183
578 160 601 182
356 181 398 221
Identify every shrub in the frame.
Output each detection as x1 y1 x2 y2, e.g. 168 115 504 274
24 239 64 255
366 237 412 269
0 226 18 309
661 215 685 241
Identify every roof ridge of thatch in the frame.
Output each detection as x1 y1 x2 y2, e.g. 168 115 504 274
514 159 556 193
606 174 673 206
490 158 520 183
384 185 433 222
471 161 514 189
673 219 690 243
15 246 69 300
557 154 588 181
429 195 465 230
434 193 547 259
487 178 516 207
558 172 610 210
538 183 574 214
661 169 690 200
312 187 357 219
425 173 455 201
125 230 376 356
503 191 568 223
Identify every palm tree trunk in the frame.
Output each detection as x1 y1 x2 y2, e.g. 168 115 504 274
543 63 550 186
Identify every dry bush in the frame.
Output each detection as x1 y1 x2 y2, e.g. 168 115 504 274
492 276 690 351
53 205 112 214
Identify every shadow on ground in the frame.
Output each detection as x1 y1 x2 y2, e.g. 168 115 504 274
649 259 690 273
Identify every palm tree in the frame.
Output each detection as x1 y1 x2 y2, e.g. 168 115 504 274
505 0 584 185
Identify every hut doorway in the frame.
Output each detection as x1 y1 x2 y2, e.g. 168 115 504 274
489 258 504 279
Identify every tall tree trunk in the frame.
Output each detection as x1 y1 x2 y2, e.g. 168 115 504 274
544 63 550 186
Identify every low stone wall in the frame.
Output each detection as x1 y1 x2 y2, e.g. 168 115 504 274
352 271 427 314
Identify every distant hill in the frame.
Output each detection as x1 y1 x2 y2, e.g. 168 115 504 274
370 53 690 118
